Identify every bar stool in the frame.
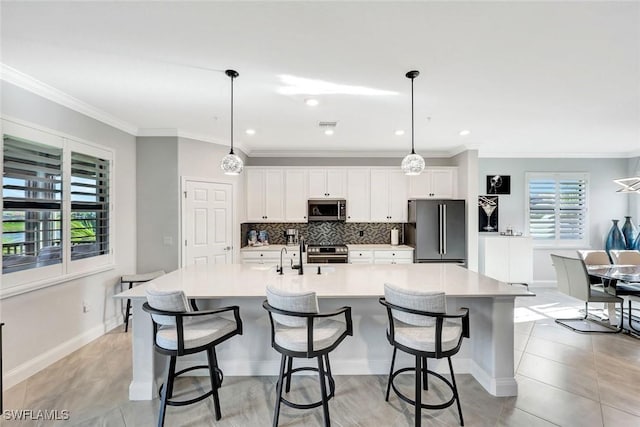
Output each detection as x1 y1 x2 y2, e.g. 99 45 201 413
379 283 469 427
263 285 352 427
121 270 165 332
143 284 242 427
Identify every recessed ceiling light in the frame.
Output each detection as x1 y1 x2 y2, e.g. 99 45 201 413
459 130 471 136
305 98 319 107
324 129 334 136
394 130 405 136
245 129 256 135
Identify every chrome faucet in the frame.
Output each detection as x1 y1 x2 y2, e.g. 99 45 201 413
298 237 305 275
277 247 288 275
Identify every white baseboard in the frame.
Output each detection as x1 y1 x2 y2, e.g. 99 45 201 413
3 316 122 390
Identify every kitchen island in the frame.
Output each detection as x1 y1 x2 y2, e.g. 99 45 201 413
114 262 533 400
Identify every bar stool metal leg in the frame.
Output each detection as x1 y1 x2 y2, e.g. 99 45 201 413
448 356 464 426
123 281 133 332
273 354 287 427
385 347 397 401
317 355 331 427
422 356 429 391
206 348 222 420
285 356 293 393
415 356 422 427
159 355 177 427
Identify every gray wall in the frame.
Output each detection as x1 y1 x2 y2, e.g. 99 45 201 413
1 81 137 387
479 157 630 284
452 150 479 270
136 137 180 273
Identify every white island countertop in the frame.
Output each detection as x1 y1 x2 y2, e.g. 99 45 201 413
115 262 532 300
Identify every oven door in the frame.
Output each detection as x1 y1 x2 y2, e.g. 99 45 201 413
307 254 348 264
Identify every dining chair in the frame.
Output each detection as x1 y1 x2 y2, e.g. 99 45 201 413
610 250 640 266
577 250 612 287
551 254 623 333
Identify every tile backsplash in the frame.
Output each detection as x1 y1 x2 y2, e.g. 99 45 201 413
241 222 404 246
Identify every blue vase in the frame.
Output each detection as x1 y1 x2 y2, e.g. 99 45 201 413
621 216 636 249
605 219 626 254
634 227 640 251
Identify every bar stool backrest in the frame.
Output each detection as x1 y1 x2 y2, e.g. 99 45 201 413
266 285 318 327
145 284 191 326
610 250 640 265
384 283 445 327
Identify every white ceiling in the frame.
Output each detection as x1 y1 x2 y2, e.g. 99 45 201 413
1 1 639 157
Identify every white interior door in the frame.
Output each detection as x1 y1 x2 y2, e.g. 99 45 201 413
183 180 233 266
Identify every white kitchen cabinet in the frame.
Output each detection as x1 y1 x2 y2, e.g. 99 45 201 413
308 168 346 198
246 169 285 222
370 169 408 222
478 236 533 284
373 250 414 264
349 250 373 264
241 248 299 267
408 168 458 199
346 169 370 222
284 169 308 222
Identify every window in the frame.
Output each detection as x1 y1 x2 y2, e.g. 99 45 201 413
2 120 114 293
526 173 588 246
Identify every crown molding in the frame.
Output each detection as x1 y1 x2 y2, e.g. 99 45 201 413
1 63 139 136
478 150 637 158
246 149 455 158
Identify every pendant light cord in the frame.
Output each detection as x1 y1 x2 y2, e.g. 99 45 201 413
410 75 415 155
230 73 235 155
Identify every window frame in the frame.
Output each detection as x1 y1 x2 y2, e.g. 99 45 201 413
1 119 115 298
525 172 589 248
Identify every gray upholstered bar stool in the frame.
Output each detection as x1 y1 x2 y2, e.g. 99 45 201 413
143 284 242 427
379 283 469 427
263 285 352 427
121 270 165 332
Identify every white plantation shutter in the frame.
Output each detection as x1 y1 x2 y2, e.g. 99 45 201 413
527 173 588 245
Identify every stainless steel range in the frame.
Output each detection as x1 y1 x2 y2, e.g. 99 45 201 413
307 244 349 264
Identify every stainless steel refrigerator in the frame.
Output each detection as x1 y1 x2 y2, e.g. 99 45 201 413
405 199 466 265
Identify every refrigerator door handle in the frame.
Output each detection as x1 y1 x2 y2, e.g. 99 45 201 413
442 204 447 254
438 204 443 255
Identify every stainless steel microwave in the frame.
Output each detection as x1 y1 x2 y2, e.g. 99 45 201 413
308 199 346 221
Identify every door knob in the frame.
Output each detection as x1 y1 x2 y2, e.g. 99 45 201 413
223 246 232 251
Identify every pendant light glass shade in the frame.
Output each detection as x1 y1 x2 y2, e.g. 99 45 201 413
220 69 244 175
401 70 425 176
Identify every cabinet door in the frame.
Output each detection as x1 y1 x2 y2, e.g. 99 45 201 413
508 237 533 283
482 238 510 282
308 170 327 198
370 169 390 222
408 172 432 198
388 170 408 222
264 169 285 221
431 169 457 198
326 169 346 198
346 169 370 222
285 169 308 221
246 169 266 221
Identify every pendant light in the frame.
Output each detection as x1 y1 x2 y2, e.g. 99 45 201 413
614 158 640 193
401 70 426 176
220 69 244 175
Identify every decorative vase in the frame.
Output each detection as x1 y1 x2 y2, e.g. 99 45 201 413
621 216 636 249
634 227 640 251
605 219 626 254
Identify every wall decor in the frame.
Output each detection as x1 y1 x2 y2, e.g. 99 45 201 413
479 195 499 232
487 175 511 194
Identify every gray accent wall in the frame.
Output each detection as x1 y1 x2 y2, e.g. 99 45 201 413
136 137 180 273
1 81 137 387
478 157 630 285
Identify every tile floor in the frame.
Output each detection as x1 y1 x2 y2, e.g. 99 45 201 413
4 288 640 426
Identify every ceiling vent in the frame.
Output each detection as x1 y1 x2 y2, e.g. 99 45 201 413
318 121 338 128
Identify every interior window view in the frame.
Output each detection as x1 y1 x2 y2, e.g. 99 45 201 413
1 2 639 426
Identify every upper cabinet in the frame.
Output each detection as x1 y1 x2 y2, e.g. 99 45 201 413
284 169 308 222
408 168 458 199
346 169 370 222
308 169 346 198
370 169 408 222
245 168 285 222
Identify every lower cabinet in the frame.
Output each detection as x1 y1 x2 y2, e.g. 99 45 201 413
478 236 533 284
349 249 413 264
241 249 299 266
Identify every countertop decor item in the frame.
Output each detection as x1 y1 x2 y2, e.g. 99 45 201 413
400 70 425 176
390 228 399 246
220 69 244 175
621 216 636 249
605 219 626 254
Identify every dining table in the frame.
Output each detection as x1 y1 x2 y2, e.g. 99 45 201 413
587 264 640 332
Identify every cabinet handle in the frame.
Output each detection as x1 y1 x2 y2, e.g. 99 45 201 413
392 253 395 256
348 216 351 219
260 254 263 257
